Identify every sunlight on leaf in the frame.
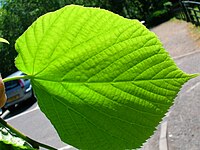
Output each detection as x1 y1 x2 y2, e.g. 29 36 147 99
0 38 9 44
15 5 197 149
0 123 34 150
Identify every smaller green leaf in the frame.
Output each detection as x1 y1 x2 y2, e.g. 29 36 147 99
0 123 35 150
0 38 9 44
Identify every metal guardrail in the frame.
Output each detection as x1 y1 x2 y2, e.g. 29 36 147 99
180 0 200 26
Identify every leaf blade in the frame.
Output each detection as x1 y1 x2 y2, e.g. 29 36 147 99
15 5 196 149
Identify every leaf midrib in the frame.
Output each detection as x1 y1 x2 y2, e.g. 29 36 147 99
32 76 191 84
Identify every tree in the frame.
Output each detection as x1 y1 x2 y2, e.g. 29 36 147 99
0 0 61 77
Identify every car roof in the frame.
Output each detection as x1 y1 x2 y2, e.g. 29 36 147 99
6 71 23 78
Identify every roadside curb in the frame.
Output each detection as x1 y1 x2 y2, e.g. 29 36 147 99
159 120 168 150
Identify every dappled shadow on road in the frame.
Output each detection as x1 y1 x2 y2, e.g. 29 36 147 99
2 97 37 120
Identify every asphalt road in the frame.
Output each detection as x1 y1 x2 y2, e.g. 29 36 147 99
167 52 200 150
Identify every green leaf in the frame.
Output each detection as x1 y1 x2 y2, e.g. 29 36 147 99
15 5 197 149
0 38 9 44
0 123 34 150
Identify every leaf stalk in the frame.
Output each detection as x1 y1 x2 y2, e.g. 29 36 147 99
2 75 30 83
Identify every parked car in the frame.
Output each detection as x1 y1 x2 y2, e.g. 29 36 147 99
3 71 34 110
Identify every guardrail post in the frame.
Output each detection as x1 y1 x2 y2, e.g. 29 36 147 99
179 0 190 21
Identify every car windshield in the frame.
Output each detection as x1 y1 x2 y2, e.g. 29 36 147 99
4 80 19 90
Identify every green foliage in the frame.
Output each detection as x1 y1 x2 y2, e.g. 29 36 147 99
0 123 34 150
152 9 168 17
15 5 195 149
0 0 61 77
147 9 171 27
